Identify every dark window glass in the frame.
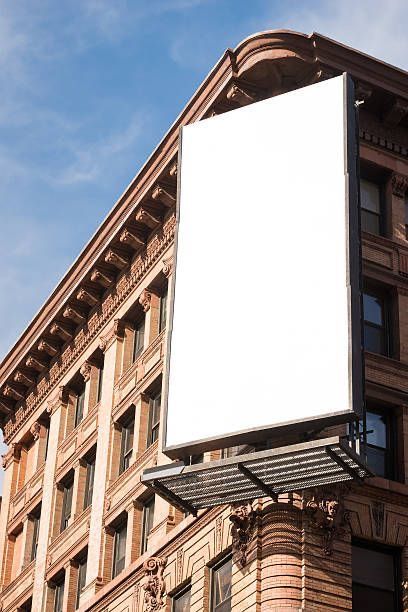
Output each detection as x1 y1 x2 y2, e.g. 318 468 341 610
119 418 134 474
44 424 50 461
84 457 96 509
76 556 87 609
53 578 65 612
148 393 161 447
352 542 400 611
366 408 394 479
30 508 41 561
360 179 381 235
159 287 168 333
112 521 127 578
141 497 155 554
133 317 145 361
173 586 191 612
74 390 85 428
60 480 73 532
97 365 104 404
212 557 232 612
363 292 388 355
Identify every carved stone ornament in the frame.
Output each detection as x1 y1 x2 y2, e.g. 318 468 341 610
46 385 68 414
80 361 92 382
105 497 111 511
30 421 41 441
305 488 350 556
371 501 385 539
139 289 152 313
215 516 223 553
162 258 173 279
99 318 125 352
143 556 167 611
1 443 22 469
229 503 257 567
392 172 408 198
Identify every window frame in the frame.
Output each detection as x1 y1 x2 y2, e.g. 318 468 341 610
147 392 161 447
119 415 135 475
210 555 232 612
83 455 96 509
30 506 41 562
60 477 74 533
97 364 104 404
112 519 127 579
141 496 155 554
53 577 65 612
76 554 88 609
132 316 146 362
363 289 390 357
159 285 168 333
364 404 397 480
171 582 192 612
74 389 85 428
360 177 384 236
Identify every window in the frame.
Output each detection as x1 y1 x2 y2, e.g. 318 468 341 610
172 585 191 612
148 393 161 447
363 291 389 355
119 417 134 474
44 423 50 461
141 497 155 554
365 407 395 479
74 389 85 428
60 478 73 532
97 364 104 404
76 555 87 609
30 506 41 562
112 520 127 578
405 196 408 240
84 455 96 509
360 178 382 235
133 317 145 361
53 577 65 612
159 286 168 333
211 556 232 612
352 541 401 611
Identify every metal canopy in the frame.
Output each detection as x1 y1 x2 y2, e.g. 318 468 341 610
141 437 371 516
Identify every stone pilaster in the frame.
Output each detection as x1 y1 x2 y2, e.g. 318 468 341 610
62 558 79 612
0 443 22 589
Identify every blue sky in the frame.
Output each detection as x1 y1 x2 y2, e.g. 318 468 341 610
0 1 407 468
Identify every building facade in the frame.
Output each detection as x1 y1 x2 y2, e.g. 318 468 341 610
1 30 408 611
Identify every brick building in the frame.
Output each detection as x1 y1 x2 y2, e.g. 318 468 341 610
0 29 408 611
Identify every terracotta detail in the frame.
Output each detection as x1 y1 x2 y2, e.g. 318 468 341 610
215 516 223 553
370 500 385 539
169 161 178 178
151 185 176 208
50 322 73 342
80 361 92 382
25 355 46 372
63 305 85 325
305 488 350 556
47 385 68 414
392 173 408 198
38 339 58 356
2 443 21 469
229 502 257 567
139 289 152 313
90 268 114 288
120 228 145 250
99 318 125 353
143 556 167 611
30 421 41 441
162 258 173 279
3 385 24 402
105 497 111 511
135 208 160 229
226 82 256 106
14 371 34 387
104 249 129 270
384 97 408 127
176 548 183 583
76 287 99 307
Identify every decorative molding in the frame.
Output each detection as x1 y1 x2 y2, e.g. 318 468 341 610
215 516 223 554
105 249 129 270
169 161 177 178
14 371 34 387
229 502 256 567
46 385 68 415
226 82 256 106
80 361 92 382
30 421 41 441
135 208 160 230
384 97 408 128
151 185 176 208
305 488 350 556
139 289 152 313
355 80 372 102
3 215 175 443
143 556 167 611
120 228 145 251
63 306 85 325
99 319 125 353
392 173 408 198
38 339 58 357
25 355 46 372
162 258 173 279
50 322 73 342
2 443 22 469
90 268 114 288
3 385 24 402
370 500 385 539
76 287 99 307
176 548 183 584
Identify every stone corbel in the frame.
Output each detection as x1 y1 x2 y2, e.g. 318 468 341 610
98 318 125 353
229 502 257 567
162 258 173 279
384 97 408 127
80 361 92 383
392 173 408 198
30 421 41 441
304 487 350 556
355 80 372 103
120 227 145 251
25 355 46 372
50 322 73 343
38 339 58 357
13 371 35 387
104 249 129 270
76 287 99 308
143 556 167 611
3 385 24 402
63 306 86 326
135 208 161 230
2 443 22 469
139 289 152 312
47 385 69 415
169 161 178 178
151 184 176 208
90 268 114 288
226 82 256 106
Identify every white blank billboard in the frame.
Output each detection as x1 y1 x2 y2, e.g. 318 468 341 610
163 74 362 457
